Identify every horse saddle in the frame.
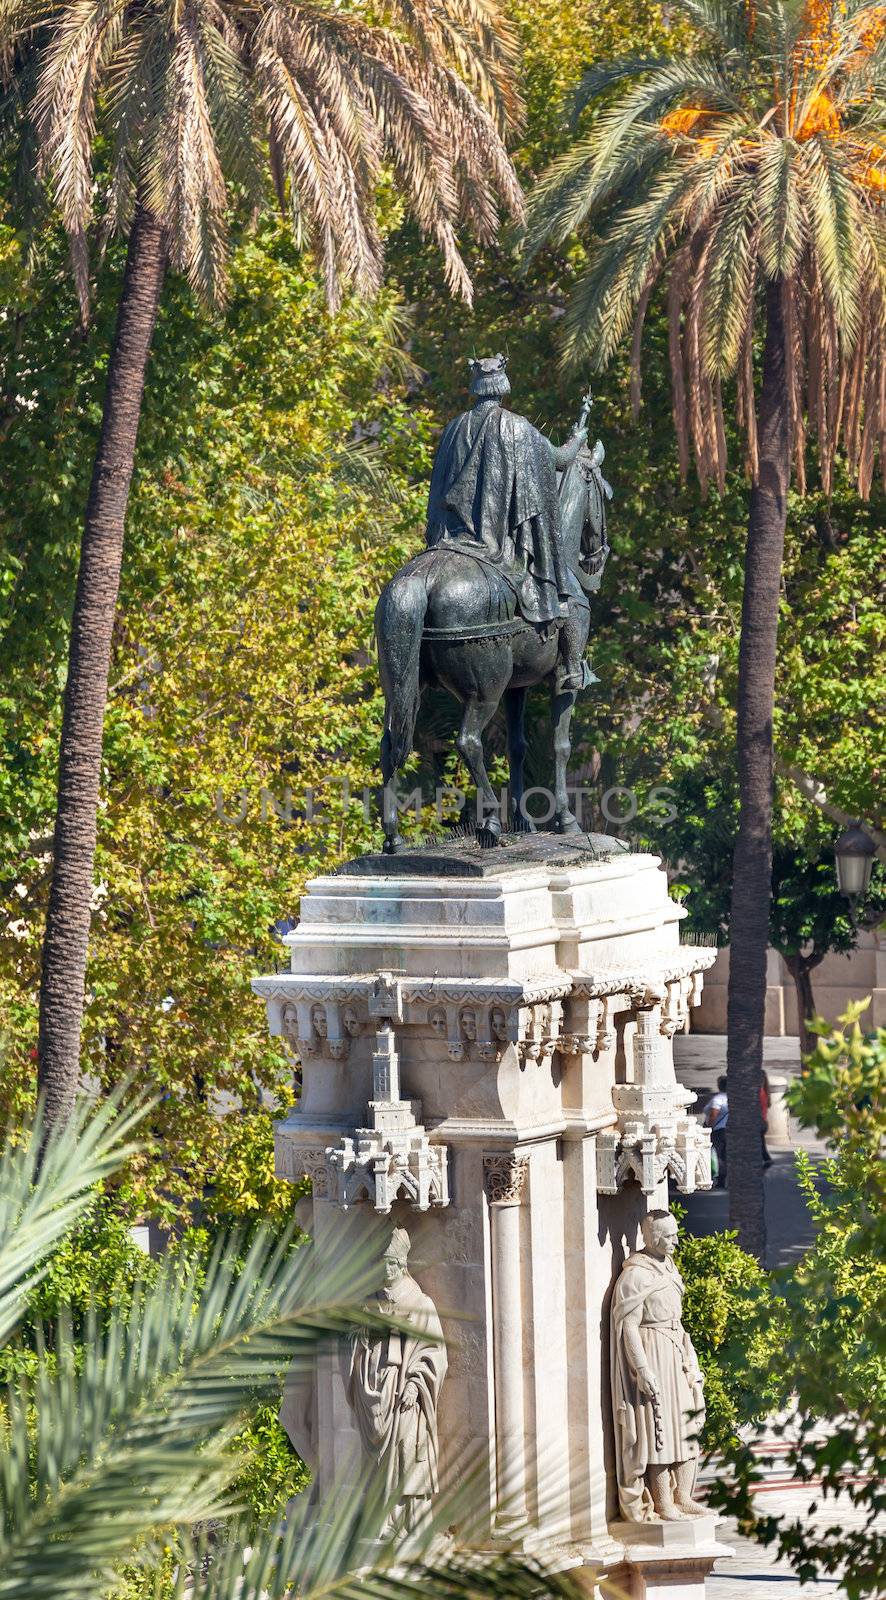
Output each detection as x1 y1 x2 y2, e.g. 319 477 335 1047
410 546 528 643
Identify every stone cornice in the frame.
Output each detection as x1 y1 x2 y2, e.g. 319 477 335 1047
568 945 718 1002
252 949 716 1012
251 972 575 1006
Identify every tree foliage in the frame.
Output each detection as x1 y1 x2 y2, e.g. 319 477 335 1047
674 1216 777 1453
0 213 429 1216
709 1005 886 1598
523 0 886 497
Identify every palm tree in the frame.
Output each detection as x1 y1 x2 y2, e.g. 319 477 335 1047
0 1098 583 1600
522 0 886 1256
0 0 524 1135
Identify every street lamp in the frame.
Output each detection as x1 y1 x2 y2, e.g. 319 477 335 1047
834 821 876 904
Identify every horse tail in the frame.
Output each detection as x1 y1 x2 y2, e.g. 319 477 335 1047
375 568 427 776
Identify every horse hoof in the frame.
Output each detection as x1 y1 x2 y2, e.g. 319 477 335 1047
553 813 582 836
477 818 503 850
382 835 406 855
511 807 537 834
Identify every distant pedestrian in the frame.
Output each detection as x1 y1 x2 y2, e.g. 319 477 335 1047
760 1071 773 1168
706 1074 728 1189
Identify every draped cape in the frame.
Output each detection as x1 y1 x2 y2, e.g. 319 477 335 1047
425 400 570 627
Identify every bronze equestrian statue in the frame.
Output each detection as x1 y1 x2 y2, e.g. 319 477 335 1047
376 354 611 853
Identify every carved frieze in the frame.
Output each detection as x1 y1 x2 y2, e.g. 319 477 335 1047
483 1150 530 1205
274 1138 330 1196
596 1124 711 1195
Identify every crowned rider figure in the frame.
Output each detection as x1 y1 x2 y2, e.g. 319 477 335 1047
424 354 589 692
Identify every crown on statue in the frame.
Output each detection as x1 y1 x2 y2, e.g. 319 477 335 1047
468 352 511 398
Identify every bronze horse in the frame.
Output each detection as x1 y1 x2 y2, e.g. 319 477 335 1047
375 439 611 853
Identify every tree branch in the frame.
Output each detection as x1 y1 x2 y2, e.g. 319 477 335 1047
776 759 886 862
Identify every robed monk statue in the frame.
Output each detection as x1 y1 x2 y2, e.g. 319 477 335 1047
346 1227 448 1539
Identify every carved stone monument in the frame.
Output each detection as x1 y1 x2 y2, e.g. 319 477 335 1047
253 833 731 1597
346 1227 447 1539
611 1210 706 1522
255 366 730 1596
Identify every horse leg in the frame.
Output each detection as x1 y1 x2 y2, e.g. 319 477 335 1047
456 697 504 848
380 731 405 855
505 685 535 833
551 687 582 834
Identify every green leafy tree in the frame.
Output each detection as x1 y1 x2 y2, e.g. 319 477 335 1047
635 760 885 1054
522 0 886 1256
0 0 523 1135
0 216 432 1215
674 1217 777 1453
710 1004 886 1598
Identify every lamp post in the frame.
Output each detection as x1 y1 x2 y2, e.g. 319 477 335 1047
834 822 876 910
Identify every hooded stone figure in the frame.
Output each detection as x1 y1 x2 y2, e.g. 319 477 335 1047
346 1227 448 1538
425 355 587 679
610 1210 707 1522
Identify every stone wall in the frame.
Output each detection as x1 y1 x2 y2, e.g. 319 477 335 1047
690 929 886 1034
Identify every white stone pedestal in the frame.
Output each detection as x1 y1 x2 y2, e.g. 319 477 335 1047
253 834 726 1594
613 1519 733 1598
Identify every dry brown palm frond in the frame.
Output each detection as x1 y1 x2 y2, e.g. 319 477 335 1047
32 0 123 309
629 277 654 418
2 0 521 311
382 0 522 130
667 250 691 479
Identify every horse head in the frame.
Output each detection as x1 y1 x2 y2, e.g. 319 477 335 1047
558 439 612 595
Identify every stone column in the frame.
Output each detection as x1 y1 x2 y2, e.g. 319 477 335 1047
484 1150 529 1535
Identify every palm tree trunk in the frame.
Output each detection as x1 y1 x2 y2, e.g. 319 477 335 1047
37 205 167 1132
726 278 790 1260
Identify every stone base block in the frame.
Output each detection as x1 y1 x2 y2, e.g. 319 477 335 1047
609 1518 731 1598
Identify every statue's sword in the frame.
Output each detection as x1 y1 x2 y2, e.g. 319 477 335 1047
571 385 593 437
650 1388 664 1453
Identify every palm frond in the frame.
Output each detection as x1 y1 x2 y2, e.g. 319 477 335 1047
194 1451 590 1600
702 175 759 374
560 158 697 369
804 132 862 346
0 1221 396 1599
757 134 804 281
667 0 751 53
382 0 522 131
522 126 667 255
31 0 124 309
0 1089 146 1346
582 58 744 177
570 55 670 122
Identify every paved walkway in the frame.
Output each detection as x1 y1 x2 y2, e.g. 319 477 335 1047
709 1518 846 1598
674 1035 828 1270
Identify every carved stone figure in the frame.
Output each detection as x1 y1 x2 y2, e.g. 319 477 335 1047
346 1227 448 1537
375 357 612 851
610 1209 707 1522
